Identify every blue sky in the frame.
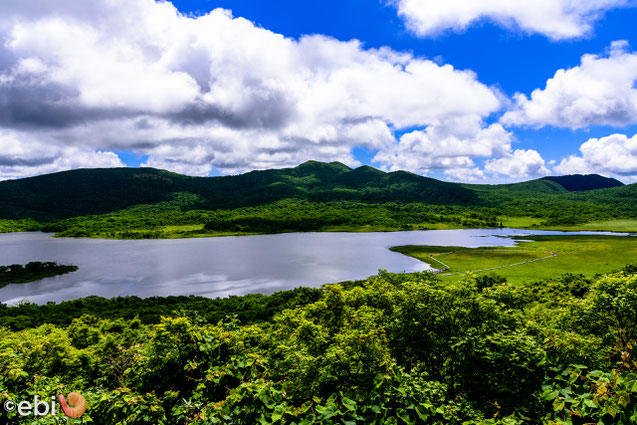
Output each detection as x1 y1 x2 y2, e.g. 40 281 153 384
169 0 637 180
1 0 637 182
171 1 635 95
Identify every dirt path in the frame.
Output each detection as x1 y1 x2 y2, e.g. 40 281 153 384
425 250 557 276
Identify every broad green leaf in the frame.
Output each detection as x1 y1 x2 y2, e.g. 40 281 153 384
342 397 356 412
583 398 597 408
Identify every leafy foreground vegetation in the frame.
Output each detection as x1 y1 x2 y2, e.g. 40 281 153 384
2 268 637 424
0 262 78 288
391 235 637 284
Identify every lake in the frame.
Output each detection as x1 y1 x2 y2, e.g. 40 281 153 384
0 229 625 304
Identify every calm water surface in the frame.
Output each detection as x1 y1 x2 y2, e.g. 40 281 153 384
0 229 625 304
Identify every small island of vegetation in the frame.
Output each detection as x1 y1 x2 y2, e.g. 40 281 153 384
0 261 79 288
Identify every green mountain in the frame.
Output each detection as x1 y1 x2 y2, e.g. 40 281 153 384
466 173 623 195
0 161 479 220
464 178 568 195
0 161 634 225
542 174 624 191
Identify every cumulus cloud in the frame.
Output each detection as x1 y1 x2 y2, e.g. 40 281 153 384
0 0 529 180
555 133 637 178
444 167 485 182
371 117 554 182
0 130 124 180
484 149 550 178
390 0 635 40
372 117 512 175
502 41 637 128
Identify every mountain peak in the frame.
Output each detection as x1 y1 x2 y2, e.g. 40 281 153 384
294 160 351 173
542 174 624 191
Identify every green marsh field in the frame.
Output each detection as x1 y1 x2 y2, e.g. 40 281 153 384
391 235 637 284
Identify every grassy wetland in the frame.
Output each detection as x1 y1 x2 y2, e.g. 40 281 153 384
391 235 637 284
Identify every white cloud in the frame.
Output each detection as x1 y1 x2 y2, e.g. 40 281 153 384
485 149 550 178
555 133 637 178
0 130 124 180
372 117 512 174
0 0 508 178
444 167 485 182
391 0 635 40
502 41 637 128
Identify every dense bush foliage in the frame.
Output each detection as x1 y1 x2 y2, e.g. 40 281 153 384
0 219 41 233
2 268 637 424
0 287 322 331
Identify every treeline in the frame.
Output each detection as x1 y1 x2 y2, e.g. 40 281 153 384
0 287 322 330
492 198 618 226
1 268 637 424
0 261 78 288
202 202 500 234
2 163 636 239
2 192 631 240
28 200 501 238
0 199 627 239
0 218 41 233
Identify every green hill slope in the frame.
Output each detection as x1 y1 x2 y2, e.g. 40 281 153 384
542 174 624 191
0 168 189 220
462 175 636 221
0 162 636 237
0 161 477 220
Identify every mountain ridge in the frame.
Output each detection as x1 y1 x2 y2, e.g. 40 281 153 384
0 161 632 221
541 174 624 191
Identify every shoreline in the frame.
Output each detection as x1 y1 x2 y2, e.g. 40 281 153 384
1 221 636 241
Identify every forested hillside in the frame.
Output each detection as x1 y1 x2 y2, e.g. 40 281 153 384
542 174 624 191
0 161 476 221
0 161 635 237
